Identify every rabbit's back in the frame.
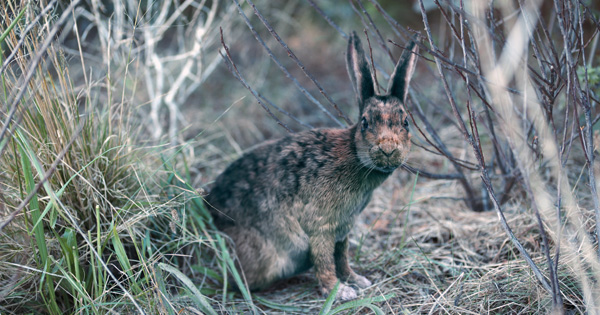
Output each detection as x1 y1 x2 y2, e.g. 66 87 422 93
206 127 389 234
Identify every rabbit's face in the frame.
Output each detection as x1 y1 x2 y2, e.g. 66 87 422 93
346 32 418 173
355 96 411 173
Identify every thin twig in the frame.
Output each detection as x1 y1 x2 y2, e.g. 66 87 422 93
232 0 335 128
554 0 600 258
400 164 463 180
304 0 347 39
364 30 382 94
244 0 353 126
419 0 552 291
354 0 394 62
408 90 480 172
219 28 292 133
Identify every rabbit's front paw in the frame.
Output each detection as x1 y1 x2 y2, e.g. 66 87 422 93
322 283 358 301
336 283 358 301
350 274 372 289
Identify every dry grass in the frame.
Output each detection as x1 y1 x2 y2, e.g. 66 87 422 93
0 0 598 314
205 124 586 314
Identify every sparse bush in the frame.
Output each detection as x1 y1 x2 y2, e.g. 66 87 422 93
1 0 599 314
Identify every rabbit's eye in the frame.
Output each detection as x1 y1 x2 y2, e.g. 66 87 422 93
403 118 409 128
361 117 369 131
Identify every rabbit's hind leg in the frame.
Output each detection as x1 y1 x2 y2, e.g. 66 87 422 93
224 226 293 291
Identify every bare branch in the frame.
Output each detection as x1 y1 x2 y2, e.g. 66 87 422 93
244 0 353 126
219 28 292 133
232 0 338 128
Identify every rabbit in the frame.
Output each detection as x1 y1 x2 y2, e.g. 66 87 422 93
205 31 418 301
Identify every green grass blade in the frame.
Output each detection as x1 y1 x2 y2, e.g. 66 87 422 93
319 281 340 315
87 230 99 302
17 143 46 258
190 265 223 283
216 235 258 314
17 141 61 314
123 223 153 303
254 295 303 312
154 264 176 315
30 145 123 232
327 293 394 315
14 129 62 232
158 262 217 315
0 4 26 44
0 137 6 158
110 225 142 295
398 172 420 250
51 255 98 313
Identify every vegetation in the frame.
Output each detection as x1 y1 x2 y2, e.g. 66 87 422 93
1 0 599 314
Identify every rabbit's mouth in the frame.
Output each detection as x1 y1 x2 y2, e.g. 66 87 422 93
371 159 402 173
356 137 410 173
364 148 408 173
374 164 398 173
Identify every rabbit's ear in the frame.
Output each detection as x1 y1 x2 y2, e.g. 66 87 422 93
387 41 418 104
347 31 375 112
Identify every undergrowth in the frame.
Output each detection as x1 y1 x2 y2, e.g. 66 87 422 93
0 0 598 314
0 2 387 314
0 1 223 313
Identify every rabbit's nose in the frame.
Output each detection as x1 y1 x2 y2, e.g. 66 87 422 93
379 142 397 156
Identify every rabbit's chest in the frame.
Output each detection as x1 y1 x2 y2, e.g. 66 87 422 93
296 187 373 237
333 191 373 241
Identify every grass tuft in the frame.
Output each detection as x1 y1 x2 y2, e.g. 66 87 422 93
0 0 598 314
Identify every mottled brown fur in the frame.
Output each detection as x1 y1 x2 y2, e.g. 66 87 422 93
205 31 418 300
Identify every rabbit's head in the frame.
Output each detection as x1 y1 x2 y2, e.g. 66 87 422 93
346 31 418 173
